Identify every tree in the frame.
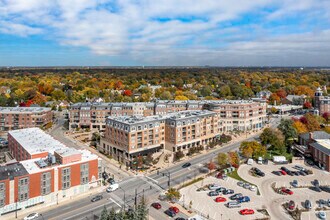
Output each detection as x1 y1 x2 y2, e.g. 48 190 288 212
303 101 312 109
269 93 281 105
175 95 189 100
217 153 228 167
278 119 297 146
160 91 173 100
123 90 132 96
292 121 308 134
207 161 216 171
322 112 330 124
166 188 181 201
260 128 286 153
100 206 108 220
240 141 267 159
276 89 287 98
136 197 148 220
175 151 184 161
304 113 321 132
228 151 240 167
51 89 66 101
270 107 278 114
108 208 116 220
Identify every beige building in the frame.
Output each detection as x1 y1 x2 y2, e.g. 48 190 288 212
0 107 52 133
164 110 221 152
314 87 330 115
100 115 166 166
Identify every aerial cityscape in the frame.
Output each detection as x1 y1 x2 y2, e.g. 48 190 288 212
1 1 330 220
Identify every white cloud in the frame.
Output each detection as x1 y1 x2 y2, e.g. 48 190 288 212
0 0 329 65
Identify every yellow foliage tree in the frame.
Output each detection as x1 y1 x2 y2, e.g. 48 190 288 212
293 121 308 134
175 95 189 100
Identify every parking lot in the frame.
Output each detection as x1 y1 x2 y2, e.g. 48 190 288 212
179 176 265 220
180 161 330 220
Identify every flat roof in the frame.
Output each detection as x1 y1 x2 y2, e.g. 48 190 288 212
8 128 68 155
20 149 99 174
0 107 51 114
0 163 28 181
167 110 215 120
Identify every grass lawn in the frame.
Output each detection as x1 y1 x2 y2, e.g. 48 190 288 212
265 150 293 161
227 169 260 195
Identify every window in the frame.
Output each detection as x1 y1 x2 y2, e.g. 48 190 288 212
41 172 51 195
0 183 5 207
80 163 89 185
18 177 29 202
62 167 71 190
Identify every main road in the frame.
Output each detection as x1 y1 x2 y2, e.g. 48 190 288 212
38 115 283 220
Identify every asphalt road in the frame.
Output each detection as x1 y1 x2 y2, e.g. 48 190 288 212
36 116 283 220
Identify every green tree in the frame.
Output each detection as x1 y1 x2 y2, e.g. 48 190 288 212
217 153 228 167
100 206 108 220
278 119 297 145
51 89 66 101
108 208 116 220
166 188 181 201
136 197 148 220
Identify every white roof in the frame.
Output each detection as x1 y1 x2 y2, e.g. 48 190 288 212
8 128 67 155
20 149 99 174
0 107 51 114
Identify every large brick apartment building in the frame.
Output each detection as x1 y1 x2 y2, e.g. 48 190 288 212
0 128 102 216
69 100 265 131
100 107 266 166
0 107 52 132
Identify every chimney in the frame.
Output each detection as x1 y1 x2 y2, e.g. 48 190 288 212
309 132 313 140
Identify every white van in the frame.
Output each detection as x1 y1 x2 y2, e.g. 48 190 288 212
226 201 241 208
247 158 253 165
106 183 119 192
258 157 263 164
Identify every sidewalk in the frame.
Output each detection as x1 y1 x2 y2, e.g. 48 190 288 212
2 185 107 220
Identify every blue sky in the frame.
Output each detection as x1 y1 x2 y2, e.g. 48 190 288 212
0 0 329 66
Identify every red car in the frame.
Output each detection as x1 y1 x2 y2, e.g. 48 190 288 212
215 197 227 202
169 206 180 213
240 209 255 215
288 200 295 210
280 170 287 175
281 188 293 195
151 202 161 209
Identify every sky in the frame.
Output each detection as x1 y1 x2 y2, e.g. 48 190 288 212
0 0 330 66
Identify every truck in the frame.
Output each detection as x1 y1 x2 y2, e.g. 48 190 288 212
257 157 263 164
273 156 288 164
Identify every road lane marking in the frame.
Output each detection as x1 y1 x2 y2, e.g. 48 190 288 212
110 198 121 208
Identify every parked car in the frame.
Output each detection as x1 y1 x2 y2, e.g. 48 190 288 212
328 199 330 207
280 170 287 175
208 191 219 197
272 171 282 176
320 186 330 193
151 202 161 209
249 185 257 191
240 209 254 215
182 162 191 168
287 170 294 176
91 195 103 202
305 200 312 209
107 178 115 185
226 201 241 208
215 187 226 193
175 218 186 220
237 181 244 187
164 209 176 217
230 193 243 200
243 183 250 189
223 189 234 195
169 206 180 213
216 173 228 180
24 213 39 220
281 188 293 195
293 165 305 171
288 200 295 210
310 186 322 192
215 197 227 202
318 199 326 208
292 171 299 176
208 184 221 190
253 168 265 177
291 180 298 188
298 170 307 176
313 179 320 187
237 196 250 203
318 211 326 220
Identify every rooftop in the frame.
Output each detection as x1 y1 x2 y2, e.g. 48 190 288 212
8 128 68 155
300 131 330 141
20 149 99 174
167 110 215 120
0 163 28 181
0 107 51 114
310 139 330 155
